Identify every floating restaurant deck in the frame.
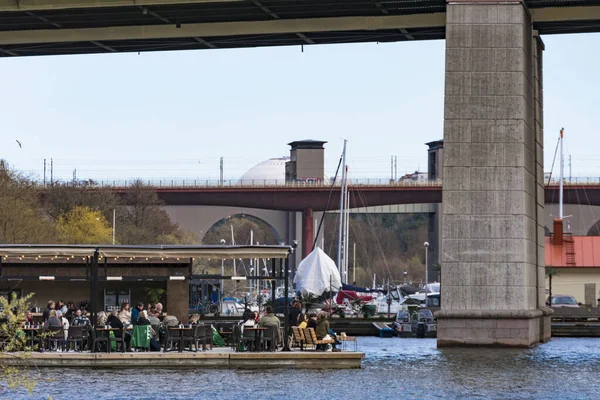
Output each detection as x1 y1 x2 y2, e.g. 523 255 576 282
0 349 364 369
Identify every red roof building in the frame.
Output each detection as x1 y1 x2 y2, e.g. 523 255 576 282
545 219 600 304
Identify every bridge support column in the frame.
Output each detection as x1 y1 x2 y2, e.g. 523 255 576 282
438 0 552 347
302 208 314 259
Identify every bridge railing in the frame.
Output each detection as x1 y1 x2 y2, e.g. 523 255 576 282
33 176 600 188
39 178 444 188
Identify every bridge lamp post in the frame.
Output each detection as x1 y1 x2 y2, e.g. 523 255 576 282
424 242 430 302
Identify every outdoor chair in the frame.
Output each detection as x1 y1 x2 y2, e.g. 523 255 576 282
181 326 197 352
240 326 256 352
92 329 110 353
200 324 213 350
230 325 241 351
67 326 85 352
131 325 152 351
261 325 279 352
110 328 127 353
292 326 305 351
45 326 64 352
165 327 182 352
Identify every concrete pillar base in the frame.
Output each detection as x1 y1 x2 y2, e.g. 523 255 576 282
436 309 552 347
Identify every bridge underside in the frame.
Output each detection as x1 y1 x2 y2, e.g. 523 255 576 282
1 0 600 56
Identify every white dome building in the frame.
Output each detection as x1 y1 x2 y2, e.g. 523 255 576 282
239 157 289 185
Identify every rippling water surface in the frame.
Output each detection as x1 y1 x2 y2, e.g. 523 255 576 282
8 337 600 399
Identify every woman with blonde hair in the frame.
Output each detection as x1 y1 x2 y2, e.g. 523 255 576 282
97 311 107 326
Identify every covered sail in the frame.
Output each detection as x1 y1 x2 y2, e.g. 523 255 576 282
293 247 342 296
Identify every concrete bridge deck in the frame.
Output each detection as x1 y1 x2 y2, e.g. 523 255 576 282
1 0 600 57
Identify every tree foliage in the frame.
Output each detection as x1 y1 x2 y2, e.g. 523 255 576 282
323 213 429 287
0 164 197 246
56 206 112 244
0 161 56 244
117 180 198 245
0 292 41 394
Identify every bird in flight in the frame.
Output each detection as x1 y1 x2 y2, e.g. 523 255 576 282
16 140 22 148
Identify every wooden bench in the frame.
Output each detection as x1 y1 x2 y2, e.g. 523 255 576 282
291 326 305 350
303 328 335 350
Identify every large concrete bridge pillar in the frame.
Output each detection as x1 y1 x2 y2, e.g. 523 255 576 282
438 0 552 347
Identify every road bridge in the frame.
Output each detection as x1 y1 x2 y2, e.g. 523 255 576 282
99 182 600 210
0 0 599 56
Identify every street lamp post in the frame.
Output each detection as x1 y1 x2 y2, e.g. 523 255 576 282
424 242 430 302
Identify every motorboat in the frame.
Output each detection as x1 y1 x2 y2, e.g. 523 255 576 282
392 308 437 338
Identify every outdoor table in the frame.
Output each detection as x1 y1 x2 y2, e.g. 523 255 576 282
244 327 268 352
22 327 41 349
338 336 357 352
169 327 193 352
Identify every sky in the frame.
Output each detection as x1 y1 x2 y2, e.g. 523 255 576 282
1 32 599 184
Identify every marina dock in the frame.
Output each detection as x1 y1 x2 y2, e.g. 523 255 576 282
0 349 364 369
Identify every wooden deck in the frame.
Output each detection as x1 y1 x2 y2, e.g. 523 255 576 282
0 349 364 369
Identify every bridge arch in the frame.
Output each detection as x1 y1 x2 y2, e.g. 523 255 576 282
162 205 291 245
202 213 282 245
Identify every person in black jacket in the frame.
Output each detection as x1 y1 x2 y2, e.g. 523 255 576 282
288 301 302 328
107 310 131 349
307 313 318 329
42 301 55 321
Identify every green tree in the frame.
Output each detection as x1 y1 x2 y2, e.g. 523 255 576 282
43 180 118 221
57 206 112 244
0 292 41 394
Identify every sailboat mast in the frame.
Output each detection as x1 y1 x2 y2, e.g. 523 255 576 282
231 225 236 276
337 140 347 272
344 175 350 282
559 128 564 219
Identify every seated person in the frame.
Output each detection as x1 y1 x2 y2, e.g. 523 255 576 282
307 313 318 329
315 311 340 352
162 314 179 327
107 310 124 330
72 309 91 327
147 309 161 326
97 311 108 327
258 306 280 348
25 311 34 326
107 310 131 347
137 310 151 326
259 306 280 329
43 310 62 330
297 313 308 329
241 313 256 333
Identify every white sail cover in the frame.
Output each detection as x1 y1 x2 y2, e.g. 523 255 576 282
293 247 342 296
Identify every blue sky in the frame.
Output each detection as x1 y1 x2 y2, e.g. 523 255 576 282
1 32 599 183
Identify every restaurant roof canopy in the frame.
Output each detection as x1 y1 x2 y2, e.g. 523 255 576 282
0 244 292 260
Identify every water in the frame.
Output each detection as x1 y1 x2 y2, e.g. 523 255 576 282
7 337 600 399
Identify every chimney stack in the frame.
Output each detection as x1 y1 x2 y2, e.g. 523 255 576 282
553 218 563 246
